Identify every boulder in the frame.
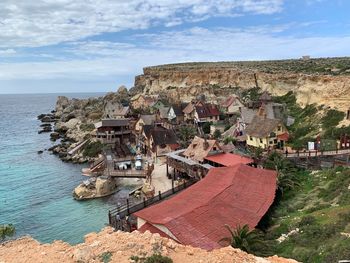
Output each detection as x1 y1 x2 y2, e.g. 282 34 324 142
50 132 60 141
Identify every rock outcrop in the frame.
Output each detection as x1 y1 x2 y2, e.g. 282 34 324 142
0 227 298 263
135 60 350 112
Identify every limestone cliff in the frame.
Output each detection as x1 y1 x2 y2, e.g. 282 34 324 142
134 59 350 112
0 227 298 263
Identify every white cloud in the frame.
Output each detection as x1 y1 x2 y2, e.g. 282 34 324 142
0 26 349 82
0 0 283 48
0 49 16 56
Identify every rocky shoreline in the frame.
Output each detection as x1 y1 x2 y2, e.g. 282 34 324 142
36 87 130 164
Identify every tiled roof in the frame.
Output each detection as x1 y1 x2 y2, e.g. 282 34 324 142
158 106 170 119
222 96 242 108
140 115 156 125
183 136 221 162
204 153 253 167
151 127 178 146
240 107 257 124
245 116 281 138
195 104 220 118
135 164 277 250
114 106 130 116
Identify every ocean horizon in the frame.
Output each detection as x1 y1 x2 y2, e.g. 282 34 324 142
0 92 132 244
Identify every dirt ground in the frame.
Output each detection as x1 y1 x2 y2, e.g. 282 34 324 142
0 227 299 263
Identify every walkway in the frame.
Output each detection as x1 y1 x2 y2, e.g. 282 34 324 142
285 148 350 158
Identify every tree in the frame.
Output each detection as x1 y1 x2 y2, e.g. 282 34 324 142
178 126 197 146
264 151 300 194
202 122 212 134
213 129 221 139
251 147 264 164
0 224 15 241
220 224 264 254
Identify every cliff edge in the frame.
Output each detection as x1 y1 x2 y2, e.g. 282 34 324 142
135 58 350 112
0 227 297 263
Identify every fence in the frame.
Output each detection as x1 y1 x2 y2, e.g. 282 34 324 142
108 179 197 230
285 148 350 158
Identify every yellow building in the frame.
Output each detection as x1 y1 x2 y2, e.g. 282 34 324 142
245 116 288 149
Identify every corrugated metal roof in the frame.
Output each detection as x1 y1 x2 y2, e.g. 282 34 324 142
204 153 253 167
135 164 277 250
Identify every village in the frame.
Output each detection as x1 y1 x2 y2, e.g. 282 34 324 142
67 89 350 251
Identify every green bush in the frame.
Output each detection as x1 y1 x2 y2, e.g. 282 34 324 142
130 254 173 263
202 122 212 134
144 254 173 263
0 224 15 240
322 109 345 130
99 251 112 263
80 123 95 132
213 129 221 139
83 141 103 157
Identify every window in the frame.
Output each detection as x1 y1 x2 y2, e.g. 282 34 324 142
278 126 281 131
260 138 263 143
250 136 253 141
213 147 217 151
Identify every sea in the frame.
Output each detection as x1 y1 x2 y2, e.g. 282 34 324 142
0 93 135 244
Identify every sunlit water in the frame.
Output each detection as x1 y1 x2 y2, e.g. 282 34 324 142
0 93 136 244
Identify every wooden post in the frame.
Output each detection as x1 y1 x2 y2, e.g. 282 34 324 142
158 191 161 200
166 160 169 179
127 199 130 215
108 211 112 225
143 197 146 207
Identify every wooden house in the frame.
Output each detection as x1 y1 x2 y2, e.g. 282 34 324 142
94 119 131 144
194 103 220 124
148 126 179 158
245 116 288 149
167 104 186 124
130 94 159 109
134 115 156 134
183 136 223 163
221 95 244 116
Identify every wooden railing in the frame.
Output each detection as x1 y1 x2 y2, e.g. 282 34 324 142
108 179 197 230
285 148 350 158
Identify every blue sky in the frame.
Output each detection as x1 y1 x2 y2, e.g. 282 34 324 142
0 0 349 94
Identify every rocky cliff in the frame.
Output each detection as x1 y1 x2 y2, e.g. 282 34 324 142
0 227 297 263
135 58 350 112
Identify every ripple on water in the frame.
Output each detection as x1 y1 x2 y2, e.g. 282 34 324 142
0 93 121 244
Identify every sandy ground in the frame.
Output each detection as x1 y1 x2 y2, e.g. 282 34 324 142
150 162 173 193
0 227 298 263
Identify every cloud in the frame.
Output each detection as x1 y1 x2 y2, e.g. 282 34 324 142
0 25 349 83
0 0 284 48
0 49 16 56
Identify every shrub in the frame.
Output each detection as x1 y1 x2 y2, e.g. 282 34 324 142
144 254 173 263
130 254 173 263
99 251 112 263
322 109 345 129
80 123 95 132
83 141 103 157
202 122 212 134
0 224 15 241
213 129 221 139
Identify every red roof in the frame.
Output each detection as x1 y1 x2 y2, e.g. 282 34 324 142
204 153 253 167
195 104 220 118
135 164 277 250
277 132 289 141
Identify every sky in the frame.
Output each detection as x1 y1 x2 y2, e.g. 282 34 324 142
0 0 349 94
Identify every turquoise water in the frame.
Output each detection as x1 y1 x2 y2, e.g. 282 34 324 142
0 93 129 244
